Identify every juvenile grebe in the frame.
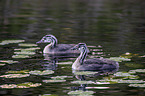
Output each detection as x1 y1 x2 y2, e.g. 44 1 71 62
72 43 119 71
37 35 79 54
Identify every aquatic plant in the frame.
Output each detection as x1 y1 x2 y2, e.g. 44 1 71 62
129 84 145 88
14 51 36 55
113 72 139 79
14 47 40 51
0 63 6 66
0 60 18 64
43 79 66 83
0 40 25 45
125 63 144 68
6 70 29 74
68 90 95 95
51 76 69 80
12 55 30 58
73 71 98 75
71 80 95 84
0 74 30 78
86 86 110 89
109 57 131 62
56 61 73 65
120 52 139 58
29 70 54 75
18 43 38 47
0 82 41 89
129 69 145 74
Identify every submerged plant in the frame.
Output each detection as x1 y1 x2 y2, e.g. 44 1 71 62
29 70 54 75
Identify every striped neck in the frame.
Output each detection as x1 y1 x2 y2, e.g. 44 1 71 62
50 37 57 48
79 47 87 65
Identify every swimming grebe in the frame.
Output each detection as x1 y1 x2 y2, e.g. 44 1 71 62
71 43 119 71
36 35 79 54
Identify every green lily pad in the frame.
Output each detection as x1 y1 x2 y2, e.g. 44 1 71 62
86 87 110 89
114 72 138 79
56 61 73 65
51 76 69 80
0 63 6 66
39 94 58 96
125 63 144 68
68 90 95 95
14 51 36 55
73 71 98 75
29 70 54 75
109 57 131 62
6 70 29 74
14 47 40 51
129 84 145 88
12 55 30 58
0 60 18 64
43 80 66 83
0 74 30 78
129 69 145 74
0 82 41 89
0 40 25 45
71 80 95 84
18 43 38 47
120 52 139 58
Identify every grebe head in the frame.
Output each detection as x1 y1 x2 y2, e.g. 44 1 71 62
72 43 88 52
37 35 58 44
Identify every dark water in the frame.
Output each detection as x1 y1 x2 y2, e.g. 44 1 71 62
0 0 145 96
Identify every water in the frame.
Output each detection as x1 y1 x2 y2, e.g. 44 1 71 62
0 0 145 96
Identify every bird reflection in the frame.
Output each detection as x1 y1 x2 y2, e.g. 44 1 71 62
71 67 119 92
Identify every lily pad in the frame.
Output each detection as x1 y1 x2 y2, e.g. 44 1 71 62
39 94 58 96
71 80 95 84
56 61 73 65
29 70 54 75
0 40 25 45
114 72 138 79
68 90 95 95
51 76 69 80
12 55 30 58
129 69 145 74
86 87 110 89
129 84 145 88
120 52 139 58
14 51 36 55
6 70 29 74
0 74 30 78
43 80 66 83
73 71 98 75
125 63 144 68
0 60 18 64
109 57 131 62
14 47 40 51
0 82 41 89
0 63 6 66
18 43 38 47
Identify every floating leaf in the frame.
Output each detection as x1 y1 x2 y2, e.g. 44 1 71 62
71 80 95 84
6 70 29 74
51 76 69 80
29 70 54 75
56 61 72 65
120 52 139 58
0 60 18 64
14 47 40 51
43 80 66 83
73 71 98 75
17 82 41 88
68 90 95 95
129 84 145 88
0 63 6 66
39 94 58 96
129 69 145 74
114 72 138 78
0 82 41 89
12 55 30 58
86 87 110 89
14 51 35 55
0 74 30 78
109 57 131 62
18 43 37 47
125 63 144 68
0 40 25 45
